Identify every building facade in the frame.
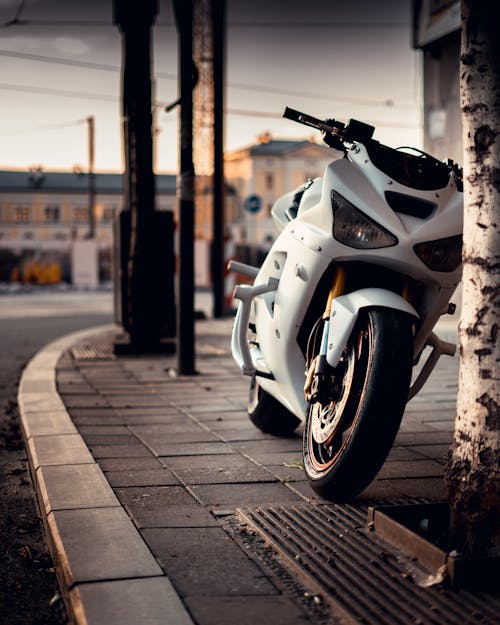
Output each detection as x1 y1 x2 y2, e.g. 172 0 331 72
413 0 462 163
0 168 176 283
225 134 336 255
0 135 337 284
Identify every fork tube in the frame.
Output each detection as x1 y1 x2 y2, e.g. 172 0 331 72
315 265 347 375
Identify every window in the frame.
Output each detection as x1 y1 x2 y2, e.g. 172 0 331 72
265 172 274 191
14 206 31 223
45 204 61 223
73 207 88 223
102 205 116 222
23 231 35 240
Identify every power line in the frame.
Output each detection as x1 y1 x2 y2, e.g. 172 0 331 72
0 119 85 136
0 82 117 102
2 19 407 29
0 49 416 109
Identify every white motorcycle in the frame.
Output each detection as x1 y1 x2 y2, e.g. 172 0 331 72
230 107 463 500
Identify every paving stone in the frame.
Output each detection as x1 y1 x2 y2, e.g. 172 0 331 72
188 482 303 507
81 433 138 445
71 577 194 625
215 428 275 442
184 595 312 625
48 507 162 586
114 407 183 417
62 395 111 408
391 477 446 499
246 451 304 467
128 504 219 529
408 443 451 463
78 425 131 436
358 479 412 501
122 416 188 427
193 410 248 422
106 396 171 408
385 446 425 461
161 453 258 471
70 414 126 426
155 441 235 457
99 457 163 472
67 407 121 419
142 527 278 597
57 384 96 394
116 485 196 508
172 463 276 485
88 443 152 459
376 459 444 479
180 401 240 413
394 430 453 445
134 430 220 449
37 464 119 512
105 468 180 488
264 464 306 483
129 421 212 436
232 438 302 457
28 434 94 469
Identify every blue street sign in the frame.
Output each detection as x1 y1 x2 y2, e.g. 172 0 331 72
244 194 262 213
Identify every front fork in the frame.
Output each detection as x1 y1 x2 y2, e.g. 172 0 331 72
303 264 419 401
304 265 347 401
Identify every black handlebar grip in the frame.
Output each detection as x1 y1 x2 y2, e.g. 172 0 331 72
283 107 304 122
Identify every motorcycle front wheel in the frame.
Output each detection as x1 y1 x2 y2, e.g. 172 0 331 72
248 374 301 436
303 308 414 500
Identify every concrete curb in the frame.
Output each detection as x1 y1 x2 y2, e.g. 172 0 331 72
18 324 194 625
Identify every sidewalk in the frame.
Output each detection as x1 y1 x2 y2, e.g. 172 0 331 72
18 318 499 625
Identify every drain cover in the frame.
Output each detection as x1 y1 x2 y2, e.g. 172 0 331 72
238 503 500 625
71 345 115 361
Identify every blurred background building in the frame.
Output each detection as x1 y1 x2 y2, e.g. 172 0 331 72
0 133 331 286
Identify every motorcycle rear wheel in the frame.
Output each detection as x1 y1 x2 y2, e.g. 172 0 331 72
248 374 301 436
303 308 413 500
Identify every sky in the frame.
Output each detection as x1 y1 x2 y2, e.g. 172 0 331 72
0 0 422 173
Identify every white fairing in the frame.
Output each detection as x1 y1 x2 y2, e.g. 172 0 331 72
231 140 463 422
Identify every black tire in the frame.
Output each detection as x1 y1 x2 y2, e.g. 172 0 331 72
248 374 301 436
303 308 413 500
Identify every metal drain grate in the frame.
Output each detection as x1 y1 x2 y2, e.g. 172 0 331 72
71 345 115 361
238 503 500 625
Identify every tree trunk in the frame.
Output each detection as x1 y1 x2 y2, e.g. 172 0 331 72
445 0 500 558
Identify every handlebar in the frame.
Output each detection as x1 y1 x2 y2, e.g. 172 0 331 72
283 107 374 149
283 107 343 135
283 106 462 182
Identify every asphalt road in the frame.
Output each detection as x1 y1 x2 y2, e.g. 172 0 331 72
0 290 113 625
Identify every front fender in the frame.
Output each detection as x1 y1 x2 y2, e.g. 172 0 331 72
326 288 419 367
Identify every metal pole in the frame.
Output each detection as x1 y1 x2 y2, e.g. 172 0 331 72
174 0 197 374
212 0 226 317
87 115 96 239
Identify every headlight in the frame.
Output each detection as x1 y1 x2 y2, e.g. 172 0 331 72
414 235 462 272
331 191 398 249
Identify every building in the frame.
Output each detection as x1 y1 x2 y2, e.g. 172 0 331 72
0 167 176 283
0 135 337 284
225 133 336 258
413 0 462 163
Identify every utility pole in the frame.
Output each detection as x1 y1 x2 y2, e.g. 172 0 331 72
193 0 226 318
212 0 226 318
174 0 197 374
87 115 96 239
